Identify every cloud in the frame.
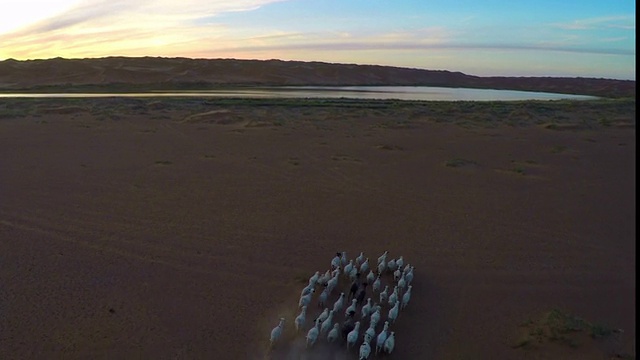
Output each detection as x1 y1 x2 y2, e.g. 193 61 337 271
4 0 287 36
196 28 635 57
321 42 631 56
0 0 289 59
598 36 629 43
3 16 634 62
551 15 635 31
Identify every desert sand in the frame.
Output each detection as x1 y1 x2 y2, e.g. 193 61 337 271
0 97 635 359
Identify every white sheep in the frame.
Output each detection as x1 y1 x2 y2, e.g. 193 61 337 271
344 260 354 278
379 285 389 305
299 288 315 308
370 308 381 328
317 308 329 323
295 306 306 332
332 292 345 313
377 259 386 274
398 273 407 293
405 266 414 285
364 320 376 344
377 251 388 265
308 271 320 287
270 317 285 347
375 321 389 354
388 301 399 324
300 284 313 297
393 268 402 282
347 321 361 350
370 302 381 315
372 275 381 293
384 331 395 354
306 319 320 348
318 269 331 286
360 258 370 274
331 252 341 269
359 337 372 359
401 285 412 310
341 251 348 267
366 270 375 284
327 323 340 343
320 310 335 335
327 274 339 294
388 286 398 307
318 287 329 308
361 298 372 318
387 258 397 273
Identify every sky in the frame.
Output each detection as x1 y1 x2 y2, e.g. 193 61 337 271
0 0 635 80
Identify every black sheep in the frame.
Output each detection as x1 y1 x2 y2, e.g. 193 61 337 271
341 311 356 340
348 273 361 301
356 282 369 307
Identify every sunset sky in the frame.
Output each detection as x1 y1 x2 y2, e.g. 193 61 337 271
0 0 635 79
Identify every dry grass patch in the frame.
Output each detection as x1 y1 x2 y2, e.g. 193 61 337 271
287 157 301 166
512 309 623 352
550 145 568 154
444 158 477 168
181 110 244 125
331 154 362 162
37 105 88 115
376 144 404 151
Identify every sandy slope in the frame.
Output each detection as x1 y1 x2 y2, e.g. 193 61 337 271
0 99 635 359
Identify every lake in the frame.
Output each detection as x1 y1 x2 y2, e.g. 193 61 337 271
0 86 599 101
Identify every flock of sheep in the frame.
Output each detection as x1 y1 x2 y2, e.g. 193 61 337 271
270 250 415 359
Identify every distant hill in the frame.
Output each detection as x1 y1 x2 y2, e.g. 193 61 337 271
0 57 635 98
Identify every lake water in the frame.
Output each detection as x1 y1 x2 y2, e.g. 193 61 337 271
0 86 599 101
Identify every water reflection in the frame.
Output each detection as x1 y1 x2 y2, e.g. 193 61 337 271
0 86 598 101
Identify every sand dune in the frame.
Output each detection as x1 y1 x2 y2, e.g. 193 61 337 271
0 57 635 98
